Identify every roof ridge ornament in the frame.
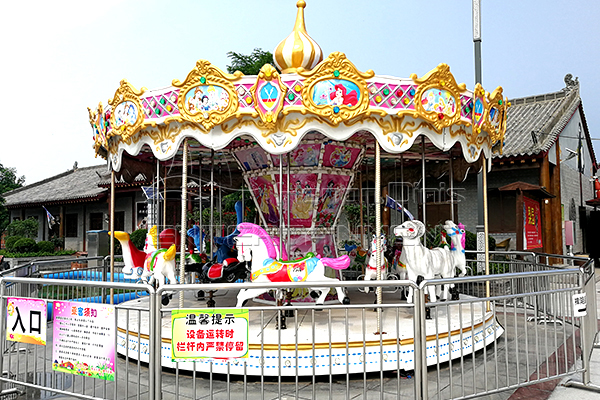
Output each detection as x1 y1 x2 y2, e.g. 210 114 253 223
564 73 579 89
273 0 323 74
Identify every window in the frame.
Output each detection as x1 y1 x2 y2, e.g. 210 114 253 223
65 214 78 237
89 213 103 230
114 211 125 231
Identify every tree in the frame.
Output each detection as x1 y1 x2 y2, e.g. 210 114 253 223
226 48 280 76
0 163 25 234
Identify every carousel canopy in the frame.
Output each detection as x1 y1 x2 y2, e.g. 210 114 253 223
88 0 508 173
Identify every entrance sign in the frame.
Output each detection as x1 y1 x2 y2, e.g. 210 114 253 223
523 196 542 249
6 297 47 346
171 309 249 361
52 301 116 381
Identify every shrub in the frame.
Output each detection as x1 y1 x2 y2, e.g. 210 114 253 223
464 230 496 251
37 241 55 253
7 218 38 239
4 236 23 252
130 229 147 251
13 238 37 253
50 236 64 250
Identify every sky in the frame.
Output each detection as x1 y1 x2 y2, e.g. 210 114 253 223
1 0 599 185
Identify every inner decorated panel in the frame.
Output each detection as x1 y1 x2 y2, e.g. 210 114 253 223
321 144 361 169
316 174 351 228
311 79 360 107
235 147 270 171
274 174 317 228
271 143 321 167
248 176 279 226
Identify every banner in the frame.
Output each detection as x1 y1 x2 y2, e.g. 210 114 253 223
171 309 249 361
52 301 116 381
385 195 414 220
523 196 542 249
6 297 47 346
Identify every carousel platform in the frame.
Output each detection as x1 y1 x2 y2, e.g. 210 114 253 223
115 287 504 376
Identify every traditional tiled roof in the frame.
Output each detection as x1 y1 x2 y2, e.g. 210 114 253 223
497 80 582 158
3 165 108 208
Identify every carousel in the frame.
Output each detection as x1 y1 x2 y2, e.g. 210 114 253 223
88 1 508 375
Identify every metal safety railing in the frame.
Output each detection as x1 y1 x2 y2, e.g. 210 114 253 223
0 253 595 399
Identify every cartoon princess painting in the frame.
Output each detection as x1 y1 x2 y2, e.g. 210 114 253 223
329 84 359 107
291 180 311 220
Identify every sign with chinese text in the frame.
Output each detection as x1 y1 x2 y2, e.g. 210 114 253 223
6 297 47 346
171 309 249 361
523 196 542 249
573 293 587 317
52 301 115 381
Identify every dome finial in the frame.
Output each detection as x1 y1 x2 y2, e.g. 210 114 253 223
273 1 323 74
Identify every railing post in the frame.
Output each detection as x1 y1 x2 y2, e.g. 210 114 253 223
413 284 428 400
150 287 162 399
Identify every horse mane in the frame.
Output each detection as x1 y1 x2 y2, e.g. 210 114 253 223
237 223 277 259
272 236 288 261
458 223 466 249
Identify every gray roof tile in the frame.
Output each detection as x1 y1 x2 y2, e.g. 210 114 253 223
3 165 108 207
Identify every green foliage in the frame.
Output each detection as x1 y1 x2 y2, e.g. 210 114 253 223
13 238 37 253
226 48 279 75
130 229 147 251
50 236 64 251
0 249 75 257
37 241 55 253
0 162 25 234
4 236 22 252
7 218 38 239
343 203 376 234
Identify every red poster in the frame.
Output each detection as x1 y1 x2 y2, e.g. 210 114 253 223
523 197 542 249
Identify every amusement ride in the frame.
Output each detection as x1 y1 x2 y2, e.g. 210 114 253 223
88 0 509 375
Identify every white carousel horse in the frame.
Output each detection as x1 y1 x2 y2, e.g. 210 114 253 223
110 225 178 288
393 220 454 303
364 234 390 293
234 223 350 307
442 220 467 277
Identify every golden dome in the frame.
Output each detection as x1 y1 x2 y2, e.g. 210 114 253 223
273 0 323 74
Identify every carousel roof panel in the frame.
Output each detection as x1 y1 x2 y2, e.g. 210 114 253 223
3 165 108 208
498 83 580 158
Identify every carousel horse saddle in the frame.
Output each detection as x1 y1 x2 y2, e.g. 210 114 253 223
206 257 239 280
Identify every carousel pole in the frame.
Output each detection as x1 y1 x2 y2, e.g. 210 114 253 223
483 159 490 304
449 156 454 221
210 150 214 259
199 158 203 251
375 142 383 334
400 155 404 223
359 171 364 251
163 165 167 229
279 155 284 255
287 153 291 258
421 137 427 233
110 170 115 304
179 139 189 307
155 160 159 228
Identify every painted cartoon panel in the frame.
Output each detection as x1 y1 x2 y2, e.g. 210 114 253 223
289 235 313 260
114 101 138 129
248 176 279 225
316 174 351 227
420 88 457 117
275 174 317 228
184 85 229 116
316 236 336 258
271 144 321 167
322 145 361 169
311 79 360 107
473 97 484 126
235 147 270 171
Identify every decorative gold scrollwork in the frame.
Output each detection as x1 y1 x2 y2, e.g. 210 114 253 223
173 60 242 131
107 80 146 144
411 63 466 132
250 64 287 132
483 86 509 152
298 52 374 126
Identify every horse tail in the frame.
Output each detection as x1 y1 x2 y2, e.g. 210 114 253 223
321 255 350 270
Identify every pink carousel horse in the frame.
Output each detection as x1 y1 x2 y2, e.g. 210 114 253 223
234 223 350 307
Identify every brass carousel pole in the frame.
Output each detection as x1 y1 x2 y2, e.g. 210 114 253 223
179 139 189 307
110 170 115 304
375 142 383 334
